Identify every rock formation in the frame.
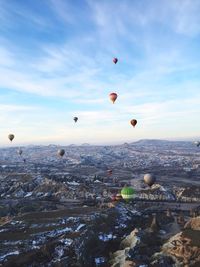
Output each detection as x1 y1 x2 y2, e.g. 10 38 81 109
155 216 200 267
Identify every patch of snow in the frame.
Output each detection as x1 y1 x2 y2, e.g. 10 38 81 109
136 236 141 243
32 245 40 249
99 233 116 242
11 220 22 225
24 192 32 197
94 180 102 183
115 223 127 229
55 246 64 258
159 230 167 235
66 217 79 222
0 229 8 233
1 165 7 168
0 251 19 261
3 241 22 246
75 224 86 232
159 186 167 192
56 227 73 235
67 181 80 185
60 238 73 246
95 257 106 265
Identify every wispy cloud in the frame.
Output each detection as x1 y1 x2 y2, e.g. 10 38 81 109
0 1 51 30
0 104 38 112
49 0 76 24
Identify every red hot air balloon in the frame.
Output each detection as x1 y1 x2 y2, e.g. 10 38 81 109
111 194 117 201
107 169 112 176
113 58 118 64
130 119 137 127
109 93 118 104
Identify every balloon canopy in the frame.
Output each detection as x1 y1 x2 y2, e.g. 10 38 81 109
144 173 156 187
194 141 200 147
107 169 112 176
113 57 118 64
8 134 15 142
73 117 78 123
109 93 118 104
115 193 122 201
130 119 137 127
57 149 65 157
121 187 135 200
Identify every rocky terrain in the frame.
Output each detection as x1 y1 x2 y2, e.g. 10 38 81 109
0 140 200 266
110 212 200 267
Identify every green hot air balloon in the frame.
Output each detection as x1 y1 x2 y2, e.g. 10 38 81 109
121 187 135 200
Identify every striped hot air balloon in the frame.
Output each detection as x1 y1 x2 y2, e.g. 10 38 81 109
121 187 135 200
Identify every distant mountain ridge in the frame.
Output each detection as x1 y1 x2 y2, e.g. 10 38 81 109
129 139 194 149
132 139 191 145
1 139 198 150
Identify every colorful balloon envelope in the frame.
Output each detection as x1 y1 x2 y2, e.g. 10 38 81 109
144 173 156 187
73 117 78 123
111 195 117 201
109 93 118 104
115 193 122 201
57 149 65 157
130 119 137 127
194 141 200 147
107 169 112 176
113 58 118 64
8 134 14 142
121 187 135 200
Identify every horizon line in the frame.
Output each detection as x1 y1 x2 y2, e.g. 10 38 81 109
0 137 198 149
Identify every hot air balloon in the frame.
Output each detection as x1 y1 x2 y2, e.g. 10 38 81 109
8 134 14 142
18 149 23 156
130 119 137 127
111 193 122 202
111 194 117 201
107 169 112 176
73 117 78 123
109 93 118 104
115 193 122 201
113 58 118 64
121 187 135 200
144 173 156 187
57 149 65 157
194 141 200 147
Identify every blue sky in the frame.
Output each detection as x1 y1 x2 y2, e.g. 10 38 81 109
0 0 200 146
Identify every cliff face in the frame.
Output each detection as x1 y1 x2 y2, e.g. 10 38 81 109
158 216 200 267
110 215 200 267
110 227 164 267
184 216 200 231
110 228 142 267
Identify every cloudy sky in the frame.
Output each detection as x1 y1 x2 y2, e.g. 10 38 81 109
0 0 200 146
